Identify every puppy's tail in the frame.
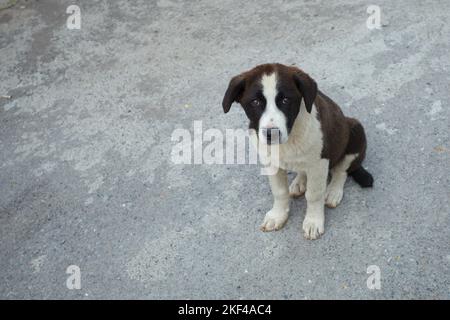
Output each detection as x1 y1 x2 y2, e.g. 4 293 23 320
349 166 374 188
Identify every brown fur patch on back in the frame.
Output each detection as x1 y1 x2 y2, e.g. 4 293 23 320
314 90 350 168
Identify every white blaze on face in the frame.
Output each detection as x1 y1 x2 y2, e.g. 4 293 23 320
259 72 288 144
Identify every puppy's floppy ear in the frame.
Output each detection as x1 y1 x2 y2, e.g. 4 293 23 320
293 69 317 113
222 74 246 113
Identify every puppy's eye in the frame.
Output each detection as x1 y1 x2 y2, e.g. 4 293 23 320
282 97 290 105
251 99 261 107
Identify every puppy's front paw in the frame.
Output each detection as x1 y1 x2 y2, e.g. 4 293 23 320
260 209 288 232
302 216 324 240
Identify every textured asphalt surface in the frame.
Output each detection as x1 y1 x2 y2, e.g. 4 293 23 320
0 0 449 299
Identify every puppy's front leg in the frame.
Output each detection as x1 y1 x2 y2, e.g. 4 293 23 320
303 160 329 239
260 168 289 232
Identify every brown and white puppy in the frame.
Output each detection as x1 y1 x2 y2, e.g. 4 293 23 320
222 63 373 239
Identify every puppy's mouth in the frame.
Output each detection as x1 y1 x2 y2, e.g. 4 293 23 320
259 128 287 145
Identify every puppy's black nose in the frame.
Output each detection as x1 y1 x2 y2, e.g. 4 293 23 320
262 127 281 144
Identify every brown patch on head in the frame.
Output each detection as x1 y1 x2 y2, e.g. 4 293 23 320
287 66 318 113
222 64 317 113
222 63 319 136
222 64 276 113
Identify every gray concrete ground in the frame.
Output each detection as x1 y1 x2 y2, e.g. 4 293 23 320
0 0 449 299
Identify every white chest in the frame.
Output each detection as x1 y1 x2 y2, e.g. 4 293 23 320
277 106 324 171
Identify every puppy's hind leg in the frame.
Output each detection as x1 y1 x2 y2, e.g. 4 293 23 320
289 171 307 197
326 117 373 208
325 154 357 208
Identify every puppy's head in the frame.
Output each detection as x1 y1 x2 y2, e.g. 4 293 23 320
222 63 317 144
